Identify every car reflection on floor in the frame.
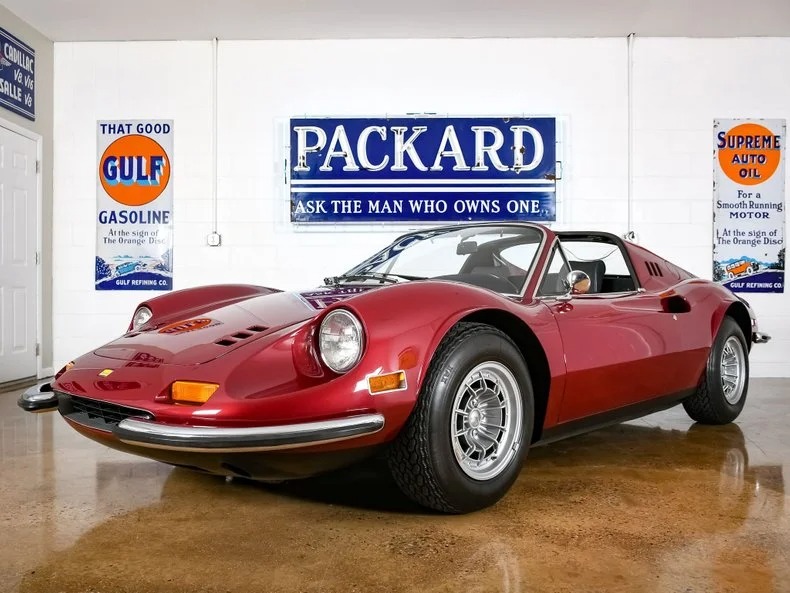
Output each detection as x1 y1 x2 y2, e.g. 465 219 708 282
1 382 788 593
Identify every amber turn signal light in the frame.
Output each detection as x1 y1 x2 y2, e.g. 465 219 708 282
55 361 75 379
171 381 219 404
368 371 406 394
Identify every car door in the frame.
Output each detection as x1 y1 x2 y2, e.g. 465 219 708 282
538 241 699 423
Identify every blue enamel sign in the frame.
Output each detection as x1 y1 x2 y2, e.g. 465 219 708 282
0 27 34 121
289 116 557 223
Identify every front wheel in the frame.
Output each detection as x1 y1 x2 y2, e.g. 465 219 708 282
388 323 534 513
683 317 749 425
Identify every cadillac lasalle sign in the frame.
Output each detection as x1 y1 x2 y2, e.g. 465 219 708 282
713 119 785 293
289 116 557 223
0 27 35 121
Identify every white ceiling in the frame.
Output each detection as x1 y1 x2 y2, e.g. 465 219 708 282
2 0 790 42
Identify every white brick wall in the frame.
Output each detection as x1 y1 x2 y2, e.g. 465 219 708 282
632 37 790 377
53 37 788 377
54 41 214 363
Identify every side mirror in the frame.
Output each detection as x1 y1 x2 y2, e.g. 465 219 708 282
558 270 591 300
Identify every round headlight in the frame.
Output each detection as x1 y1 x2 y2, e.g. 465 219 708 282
319 310 364 373
131 306 153 330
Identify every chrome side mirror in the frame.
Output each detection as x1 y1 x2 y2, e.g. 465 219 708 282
558 270 591 300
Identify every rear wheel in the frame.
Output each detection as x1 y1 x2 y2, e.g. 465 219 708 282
683 317 749 425
388 322 534 513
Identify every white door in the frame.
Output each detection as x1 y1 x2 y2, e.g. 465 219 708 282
0 125 37 383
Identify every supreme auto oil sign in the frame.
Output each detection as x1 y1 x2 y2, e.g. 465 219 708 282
713 119 785 294
95 120 174 291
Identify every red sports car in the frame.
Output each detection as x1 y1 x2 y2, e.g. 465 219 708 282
20 223 770 513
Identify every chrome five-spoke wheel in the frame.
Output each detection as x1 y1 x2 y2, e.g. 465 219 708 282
388 322 534 513
683 317 749 425
721 336 746 404
450 361 523 481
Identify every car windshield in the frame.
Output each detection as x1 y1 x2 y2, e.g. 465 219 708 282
334 225 544 295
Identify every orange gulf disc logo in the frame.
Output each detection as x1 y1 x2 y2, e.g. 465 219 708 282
100 134 172 206
717 123 782 186
158 318 216 335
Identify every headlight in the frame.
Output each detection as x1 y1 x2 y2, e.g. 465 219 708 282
131 306 153 330
318 310 364 373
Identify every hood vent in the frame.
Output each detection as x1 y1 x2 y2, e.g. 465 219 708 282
215 325 269 347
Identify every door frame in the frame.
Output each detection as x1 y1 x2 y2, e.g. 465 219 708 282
0 115 48 380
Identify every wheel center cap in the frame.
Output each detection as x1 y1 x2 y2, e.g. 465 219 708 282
469 409 481 428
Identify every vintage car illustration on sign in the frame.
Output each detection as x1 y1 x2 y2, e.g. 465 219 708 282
114 261 142 277
20 223 771 513
726 259 759 279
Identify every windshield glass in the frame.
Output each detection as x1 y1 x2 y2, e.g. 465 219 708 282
341 225 544 295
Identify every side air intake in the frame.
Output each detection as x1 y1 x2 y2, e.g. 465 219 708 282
645 261 664 277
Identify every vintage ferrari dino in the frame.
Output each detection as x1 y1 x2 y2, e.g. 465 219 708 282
20 222 770 513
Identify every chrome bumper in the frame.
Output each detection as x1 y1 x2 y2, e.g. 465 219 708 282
17 382 58 412
113 414 386 453
753 332 771 344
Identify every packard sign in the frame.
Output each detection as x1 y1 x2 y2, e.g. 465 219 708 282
289 116 557 223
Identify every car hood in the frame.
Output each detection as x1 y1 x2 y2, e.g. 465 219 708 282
93 285 379 365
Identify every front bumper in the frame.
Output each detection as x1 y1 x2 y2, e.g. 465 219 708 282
113 414 385 453
17 382 58 412
753 332 771 344
18 384 385 453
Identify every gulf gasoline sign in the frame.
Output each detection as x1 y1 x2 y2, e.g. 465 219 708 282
95 120 174 291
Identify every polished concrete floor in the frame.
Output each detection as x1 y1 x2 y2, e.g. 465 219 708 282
1 380 788 593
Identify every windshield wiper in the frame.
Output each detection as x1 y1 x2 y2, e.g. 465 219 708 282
323 272 425 286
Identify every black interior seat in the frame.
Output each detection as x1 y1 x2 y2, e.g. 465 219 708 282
434 273 518 294
469 265 508 278
538 272 564 296
568 260 606 293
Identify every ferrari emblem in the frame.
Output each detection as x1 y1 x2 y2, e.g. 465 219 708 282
98 369 113 377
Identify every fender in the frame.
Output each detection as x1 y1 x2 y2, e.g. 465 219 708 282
335 280 563 424
711 294 753 349
131 284 280 331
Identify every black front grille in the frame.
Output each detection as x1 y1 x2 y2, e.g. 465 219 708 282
58 392 152 431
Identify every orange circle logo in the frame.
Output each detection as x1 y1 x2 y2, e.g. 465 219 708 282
717 123 781 185
100 134 171 206
158 318 215 335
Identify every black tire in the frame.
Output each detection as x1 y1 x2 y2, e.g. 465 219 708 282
683 317 749 425
387 322 534 513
